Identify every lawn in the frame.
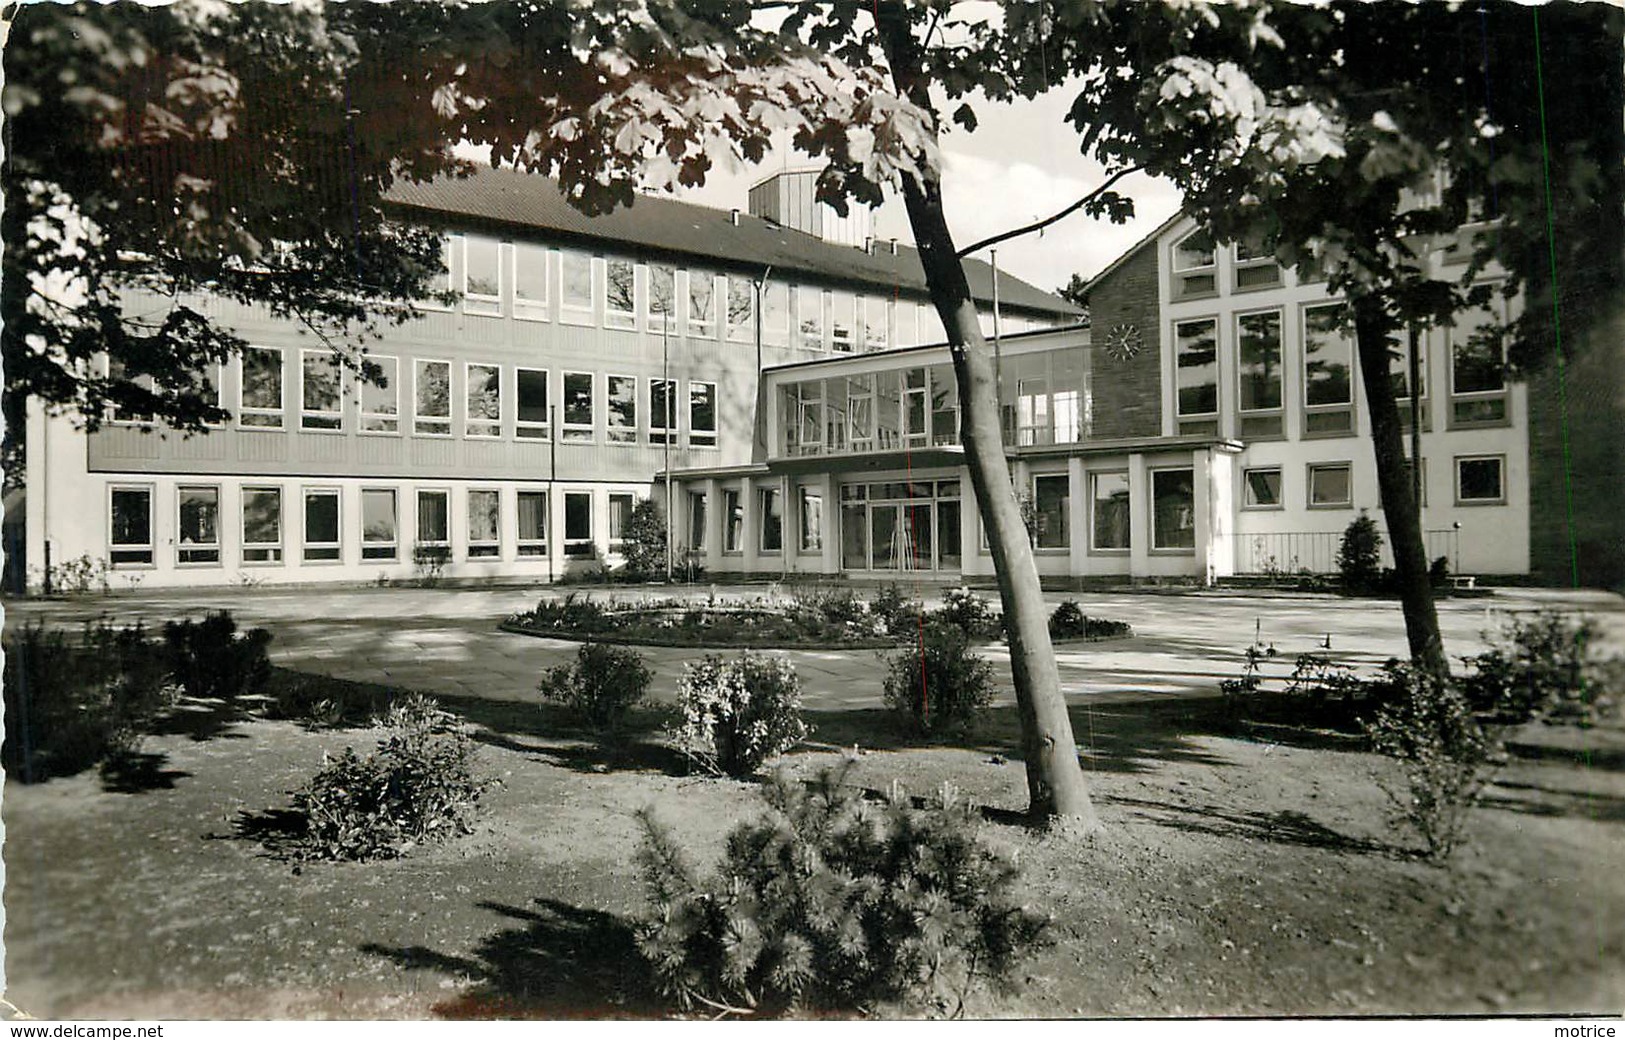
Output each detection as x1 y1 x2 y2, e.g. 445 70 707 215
4 670 1623 1020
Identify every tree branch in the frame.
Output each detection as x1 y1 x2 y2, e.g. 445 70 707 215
954 165 1143 259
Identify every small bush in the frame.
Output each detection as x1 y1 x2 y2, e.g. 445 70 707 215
791 585 867 628
519 592 615 634
1429 555 1452 589
1218 640 1276 702
883 622 996 736
672 652 808 777
290 708 490 861
1462 611 1621 725
413 543 451 585
538 641 653 739
1048 601 1132 641
933 586 1001 640
1283 652 1368 705
622 500 669 580
1363 662 1496 861
162 610 272 700
1337 512 1384 595
634 764 1051 1016
45 554 110 595
869 583 923 637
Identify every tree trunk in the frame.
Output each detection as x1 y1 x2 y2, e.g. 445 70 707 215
1352 296 1450 676
876 4 1096 827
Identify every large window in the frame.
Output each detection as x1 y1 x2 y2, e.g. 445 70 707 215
242 487 283 563
109 486 154 566
689 382 717 447
1450 295 1508 425
647 262 676 333
465 363 502 438
1175 319 1219 418
1237 311 1283 412
361 355 399 433
517 368 549 439
468 489 501 557
1151 469 1196 550
1303 304 1356 436
562 372 594 442
726 275 754 341
240 347 284 428
416 490 450 548
1172 227 1216 299
1456 455 1505 504
1016 377 1050 447
799 486 823 553
513 242 548 321
797 286 824 350
517 491 548 556
1308 463 1353 508
689 270 716 338
1091 472 1130 551
301 351 343 430
759 487 782 553
605 257 636 329
560 249 593 322
463 235 502 315
1034 474 1069 550
177 485 220 565
723 489 743 552
303 488 341 562
564 491 593 557
649 378 677 445
608 492 635 553
607 375 637 443
361 489 398 561
1243 468 1283 509
414 359 452 436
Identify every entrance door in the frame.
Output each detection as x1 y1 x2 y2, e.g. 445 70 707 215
903 503 933 571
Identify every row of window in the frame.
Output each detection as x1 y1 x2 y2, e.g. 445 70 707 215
1173 295 1508 437
430 234 1056 350
149 349 720 446
1239 455 1506 511
107 484 643 568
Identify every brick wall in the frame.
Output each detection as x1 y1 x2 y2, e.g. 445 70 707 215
1087 241 1163 440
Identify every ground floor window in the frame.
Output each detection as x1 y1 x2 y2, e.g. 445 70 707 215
1308 462 1352 509
608 492 635 552
517 491 547 556
1033 474 1069 549
417 490 450 549
1151 468 1196 551
722 489 744 552
304 488 341 562
1455 455 1505 504
468 489 501 557
686 491 707 552
564 491 593 557
1243 468 1282 509
109 486 154 566
362 489 398 561
177 485 220 565
1091 472 1130 551
760 488 782 553
799 486 823 554
242 487 283 563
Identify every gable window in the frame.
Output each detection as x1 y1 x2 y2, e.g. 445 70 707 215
1172 228 1217 299
650 378 677 445
562 372 594 442
607 375 637 443
1091 472 1131 551
829 291 856 351
608 492 635 553
799 486 823 553
688 270 716 338
463 235 502 316
605 258 637 330
689 381 717 447
109 486 154 566
517 491 547 556
1033 474 1069 549
560 249 593 324
414 359 452 436
468 489 501 557
465 363 502 438
1175 318 1219 433
862 295 889 351
759 487 783 553
513 242 548 321
242 487 283 563
796 287 824 350
360 355 399 433
177 485 220 565
761 281 791 347
726 275 755 341
516 368 549 439
1243 467 1283 509
1303 304 1355 436
301 351 343 430
564 491 593 557
303 487 341 562
240 347 284 428
416 489 450 548
361 488 398 560
1308 463 1353 508
647 262 676 333
1233 227 1282 290
1151 468 1196 550
1456 455 1505 505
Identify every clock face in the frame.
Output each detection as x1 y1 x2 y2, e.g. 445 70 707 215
1105 322 1143 361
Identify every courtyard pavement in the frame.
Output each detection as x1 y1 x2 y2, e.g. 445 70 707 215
5 581 1622 713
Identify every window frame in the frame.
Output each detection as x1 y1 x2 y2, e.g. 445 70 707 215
608 492 636 553
360 354 400 434
606 374 638 444
1232 228 1282 292
238 346 285 429
1032 473 1070 551
516 490 549 557
646 262 677 334
798 485 824 554
463 362 503 439
829 290 857 352
759 486 783 554
563 490 594 558
1089 471 1132 552
1447 287 1510 428
511 241 549 321
1455 454 1506 506
687 270 717 339
1171 227 1218 300
299 350 344 431
1235 308 1285 415
1149 467 1198 552
176 484 221 566
725 274 755 342
241 486 285 564
1307 462 1354 510
461 234 504 316
467 488 503 558
604 256 638 330
796 286 824 351
302 486 343 563
649 377 678 445
562 371 595 442
1241 467 1284 510
723 488 743 553
360 487 399 561
559 248 595 325
689 380 717 448
1174 317 1220 419
108 484 155 568
415 488 452 550
516 367 550 440
413 358 453 437
861 294 889 351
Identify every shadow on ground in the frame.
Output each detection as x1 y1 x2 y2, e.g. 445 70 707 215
1104 793 1401 857
361 899 664 1019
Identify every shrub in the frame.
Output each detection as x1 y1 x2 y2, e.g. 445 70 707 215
1429 555 1452 589
45 554 110 595
622 499 669 580
162 610 272 700
883 622 996 736
672 652 808 777
933 586 1001 640
519 592 615 634
869 583 923 637
413 543 451 585
1363 662 1496 861
290 708 490 861
1283 652 1368 705
1336 512 1384 595
538 641 653 739
1462 611 1621 725
1048 601 1132 641
634 764 1051 1016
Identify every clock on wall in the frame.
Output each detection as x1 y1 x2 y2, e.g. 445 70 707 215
1103 322 1143 362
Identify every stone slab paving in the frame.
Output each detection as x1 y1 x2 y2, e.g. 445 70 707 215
7 582 1622 715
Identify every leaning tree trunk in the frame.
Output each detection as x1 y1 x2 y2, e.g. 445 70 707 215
877 4 1097 826
1352 296 1450 676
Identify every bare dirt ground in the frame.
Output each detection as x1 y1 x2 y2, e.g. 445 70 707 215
5 686 1622 1020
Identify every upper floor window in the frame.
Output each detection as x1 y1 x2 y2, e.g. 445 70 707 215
762 281 791 347
607 375 637 443
1449 293 1508 425
513 242 548 321
650 378 677 445
516 368 550 439
1303 305 1354 407
414 359 452 436
1172 228 1216 299
300 350 342 431
360 355 399 433
846 374 875 451
1236 310 1283 413
563 371 594 441
726 275 755 342
688 270 716 338
829 291 856 352
929 365 959 447
463 236 502 315
605 257 637 330
1233 227 1282 291
240 347 284 428
797 287 824 350
647 262 676 333
1174 318 1219 417
903 368 928 447
894 299 919 347
919 302 947 345
560 249 593 323
422 236 453 306
690 381 717 447
465 363 501 438
862 295 889 351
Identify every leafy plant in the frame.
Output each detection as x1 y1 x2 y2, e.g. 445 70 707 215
1049 601 1132 641
413 543 451 585
1219 625 1277 703
634 764 1051 1017
883 622 997 737
933 586 1001 640
1336 512 1384 595
538 641 653 740
44 554 110 595
1461 611 1621 725
1363 662 1497 861
621 499 669 580
868 583 923 638
1283 652 1368 705
672 652 808 777
162 610 272 700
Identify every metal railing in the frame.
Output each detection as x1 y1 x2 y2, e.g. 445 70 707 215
1235 527 1464 576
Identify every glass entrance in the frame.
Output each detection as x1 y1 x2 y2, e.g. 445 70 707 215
840 479 957 572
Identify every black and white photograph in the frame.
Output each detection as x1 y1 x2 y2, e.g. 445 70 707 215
2 0 1622 1024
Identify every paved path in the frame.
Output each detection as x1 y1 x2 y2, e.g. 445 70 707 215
5 583 1622 712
